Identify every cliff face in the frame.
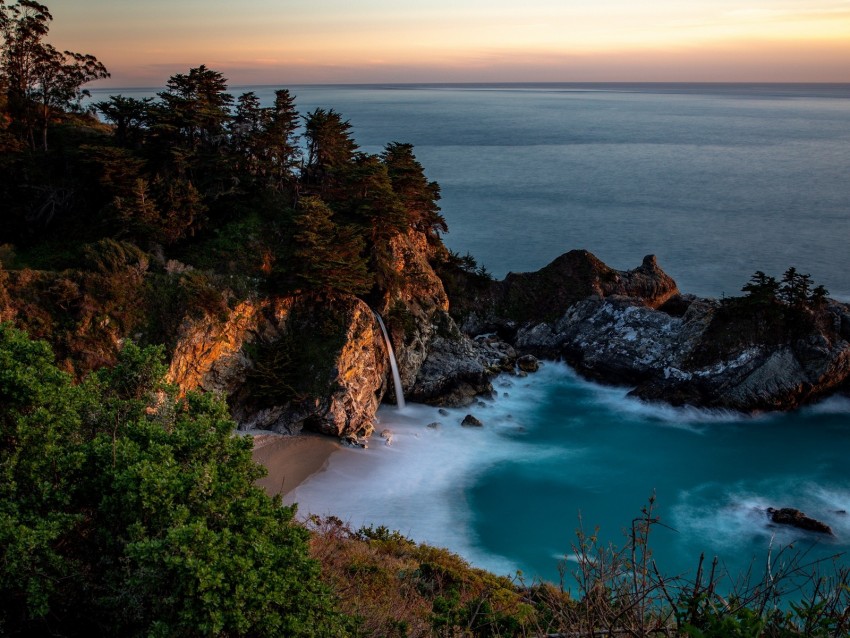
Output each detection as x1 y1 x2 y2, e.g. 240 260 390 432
460 250 679 335
378 229 450 392
470 253 850 412
168 294 388 437
166 298 268 396
163 227 499 434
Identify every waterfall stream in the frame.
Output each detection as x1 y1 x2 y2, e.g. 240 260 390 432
373 313 406 409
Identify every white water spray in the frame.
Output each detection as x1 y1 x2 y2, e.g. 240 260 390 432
374 313 406 409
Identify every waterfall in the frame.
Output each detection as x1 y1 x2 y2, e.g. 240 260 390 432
373 313 406 409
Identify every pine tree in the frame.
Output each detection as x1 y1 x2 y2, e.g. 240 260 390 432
741 270 779 303
302 108 357 198
382 141 446 239
292 196 370 296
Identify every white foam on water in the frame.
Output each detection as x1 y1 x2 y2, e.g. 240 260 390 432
550 362 757 429
802 395 850 415
671 481 850 554
287 391 561 576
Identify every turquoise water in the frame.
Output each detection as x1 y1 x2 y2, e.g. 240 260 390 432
289 364 850 587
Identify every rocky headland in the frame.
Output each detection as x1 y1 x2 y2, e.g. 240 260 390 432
5 229 849 439
160 240 850 438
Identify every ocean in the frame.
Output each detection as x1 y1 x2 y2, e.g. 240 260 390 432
91 82 850 586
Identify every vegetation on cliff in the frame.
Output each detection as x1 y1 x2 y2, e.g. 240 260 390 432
0 1 447 386
688 268 833 368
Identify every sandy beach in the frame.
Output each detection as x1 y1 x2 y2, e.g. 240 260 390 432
251 433 340 497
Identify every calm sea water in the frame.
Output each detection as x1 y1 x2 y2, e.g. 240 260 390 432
92 84 850 585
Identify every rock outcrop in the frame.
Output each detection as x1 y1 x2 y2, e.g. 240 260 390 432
168 294 387 438
767 507 834 536
167 298 269 396
166 242 850 437
378 229 451 392
460 250 679 335
454 251 850 413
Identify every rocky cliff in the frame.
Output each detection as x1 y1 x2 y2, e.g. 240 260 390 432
463 253 850 412
167 294 389 437
164 244 850 435
162 228 501 436
459 251 679 335
7 235 849 436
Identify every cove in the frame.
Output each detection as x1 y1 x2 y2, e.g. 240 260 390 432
288 362 850 588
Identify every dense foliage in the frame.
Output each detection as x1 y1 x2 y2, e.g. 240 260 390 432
0 324 345 636
0 0 447 382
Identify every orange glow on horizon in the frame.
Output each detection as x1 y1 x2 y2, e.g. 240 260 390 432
46 1 850 86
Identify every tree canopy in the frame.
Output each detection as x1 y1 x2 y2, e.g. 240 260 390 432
0 1 109 150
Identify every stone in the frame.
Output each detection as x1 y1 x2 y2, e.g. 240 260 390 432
766 507 834 535
342 434 368 448
426 421 441 429
461 414 483 427
516 354 539 373
438 408 450 416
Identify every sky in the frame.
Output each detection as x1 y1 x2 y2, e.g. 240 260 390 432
48 0 850 86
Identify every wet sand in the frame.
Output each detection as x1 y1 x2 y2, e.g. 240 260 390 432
251 433 340 497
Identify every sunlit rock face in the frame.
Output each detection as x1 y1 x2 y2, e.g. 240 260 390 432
377 228 451 392
167 298 269 396
168 295 387 437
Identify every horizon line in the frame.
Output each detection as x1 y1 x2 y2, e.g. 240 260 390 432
88 80 850 91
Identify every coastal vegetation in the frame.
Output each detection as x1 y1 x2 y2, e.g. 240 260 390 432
1 2 849 635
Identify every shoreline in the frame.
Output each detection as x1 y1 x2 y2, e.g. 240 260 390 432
250 432 340 497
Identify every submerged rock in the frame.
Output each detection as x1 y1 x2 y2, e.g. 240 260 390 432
461 414 483 427
766 507 834 536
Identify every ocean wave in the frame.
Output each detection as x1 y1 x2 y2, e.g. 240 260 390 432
671 481 850 554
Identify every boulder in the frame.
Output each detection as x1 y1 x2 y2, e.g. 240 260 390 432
766 507 834 535
516 354 539 373
408 335 494 406
461 414 483 427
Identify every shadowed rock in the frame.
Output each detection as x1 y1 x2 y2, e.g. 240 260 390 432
461 414 483 427
767 507 834 536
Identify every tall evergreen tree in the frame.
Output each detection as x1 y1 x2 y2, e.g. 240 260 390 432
0 1 108 150
262 89 301 193
302 108 357 198
292 196 370 296
382 141 446 240
154 65 232 153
